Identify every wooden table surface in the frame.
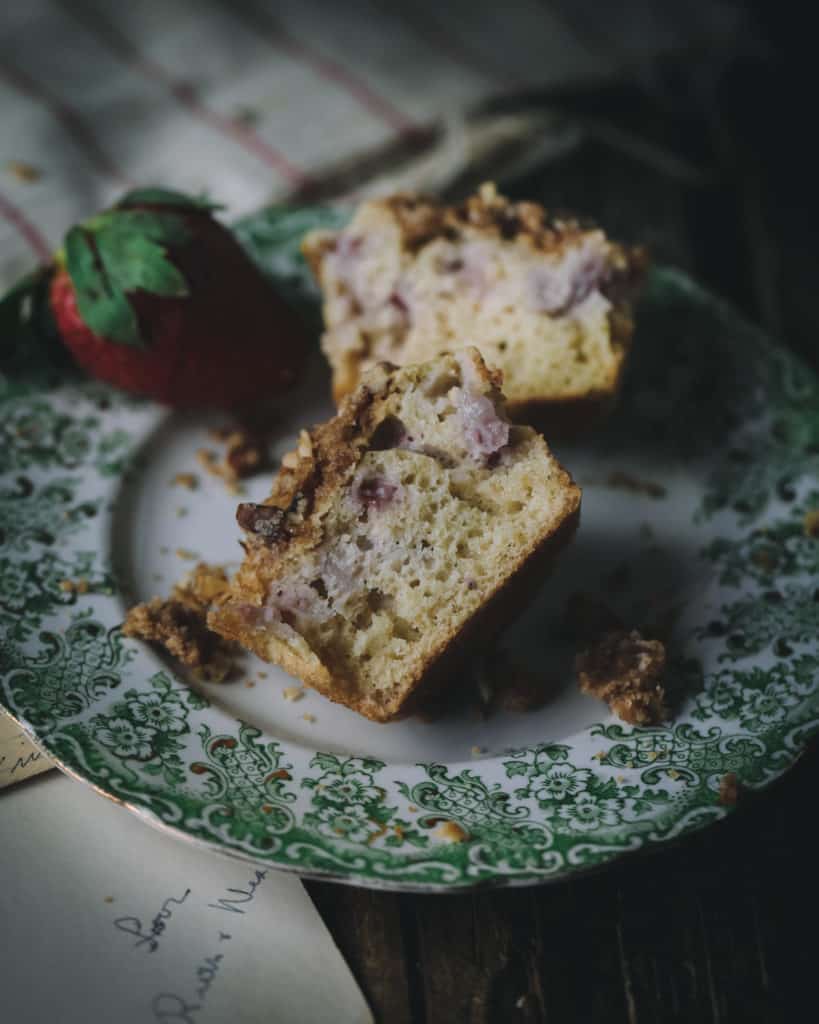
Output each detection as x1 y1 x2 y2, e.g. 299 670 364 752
305 46 818 1024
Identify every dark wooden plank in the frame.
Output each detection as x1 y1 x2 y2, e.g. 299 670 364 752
529 877 631 1023
411 891 491 1023
304 884 415 1024
613 826 778 1023
409 884 601 1019
724 744 818 1023
610 869 718 1024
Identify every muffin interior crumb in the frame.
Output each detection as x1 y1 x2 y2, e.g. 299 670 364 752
209 350 580 720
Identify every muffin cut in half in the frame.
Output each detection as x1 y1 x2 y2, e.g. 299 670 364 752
303 182 646 432
208 349 581 721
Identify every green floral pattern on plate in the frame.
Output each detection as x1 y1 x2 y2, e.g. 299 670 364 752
1 220 818 890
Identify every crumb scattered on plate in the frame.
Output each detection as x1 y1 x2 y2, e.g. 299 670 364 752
122 563 236 683
197 417 275 493
283 686 304 702
59 578 90 594
434 821 469 843
175 548 198 560
576 629 667 725
171 472 198 490
302 713 316 723
718 771 740 806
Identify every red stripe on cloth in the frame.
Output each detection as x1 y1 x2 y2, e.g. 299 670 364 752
61 3 314 190
221 1 421 136
0 190 51 261
0 62 130 186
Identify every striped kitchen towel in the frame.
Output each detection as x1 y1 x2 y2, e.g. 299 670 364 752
1 0 754 285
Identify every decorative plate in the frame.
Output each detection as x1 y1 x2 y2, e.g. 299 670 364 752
2 206 818 891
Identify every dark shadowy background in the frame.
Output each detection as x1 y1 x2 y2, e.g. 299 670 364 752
302 4 819 1021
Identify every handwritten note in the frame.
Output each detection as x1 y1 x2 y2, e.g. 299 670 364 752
0 774 372 1024
0 711 52 789
114 887 192 953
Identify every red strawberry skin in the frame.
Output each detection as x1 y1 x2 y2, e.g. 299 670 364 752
49 204 305 409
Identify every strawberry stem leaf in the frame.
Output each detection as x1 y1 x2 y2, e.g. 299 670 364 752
65 226 143 348
65 207 194 347
94 213 190 299
101 208 191 246
96 229 189 298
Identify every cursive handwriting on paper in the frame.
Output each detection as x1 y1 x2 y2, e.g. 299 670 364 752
114 889 191 953
151 949 226 1022
8 749 44 774
207 868 268 915
148 869 269 1021
0 718 51 788
151 993 201 1024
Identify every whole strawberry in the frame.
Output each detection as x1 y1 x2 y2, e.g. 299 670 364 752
44 188 305 408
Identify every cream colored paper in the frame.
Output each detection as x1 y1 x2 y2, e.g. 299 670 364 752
0 711 52 788
0 774 372 1024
